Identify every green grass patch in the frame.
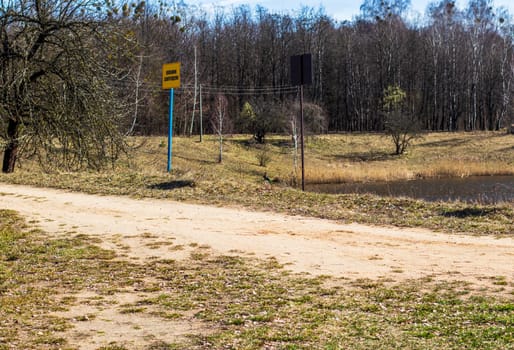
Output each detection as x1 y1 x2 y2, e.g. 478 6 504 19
1 210 514 348
0 210 145 348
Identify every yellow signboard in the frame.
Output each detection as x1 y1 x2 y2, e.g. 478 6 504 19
162 62 180 89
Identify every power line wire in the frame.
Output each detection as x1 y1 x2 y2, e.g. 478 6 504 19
109 80 299 96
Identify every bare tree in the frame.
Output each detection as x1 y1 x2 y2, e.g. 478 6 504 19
0 0 133 173
289 105 299 171
490 9 512 131
212 94 229 163
426 0 463 130
126 55 144 136
466 0 495 130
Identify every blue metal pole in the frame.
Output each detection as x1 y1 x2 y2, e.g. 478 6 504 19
167 88 174 172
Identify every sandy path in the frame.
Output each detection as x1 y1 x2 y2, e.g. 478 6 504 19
1 183 513 287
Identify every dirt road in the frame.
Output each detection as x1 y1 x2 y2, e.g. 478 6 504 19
1 183 513 288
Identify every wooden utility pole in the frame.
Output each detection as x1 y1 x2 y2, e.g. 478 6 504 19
199 84 203 142
189 45 198 136
299 85 305 191
290 54 312 191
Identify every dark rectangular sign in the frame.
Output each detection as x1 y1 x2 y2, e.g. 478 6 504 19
291 54 312 86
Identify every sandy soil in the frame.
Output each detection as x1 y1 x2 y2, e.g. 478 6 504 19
1 182 513 348
2 182 513 283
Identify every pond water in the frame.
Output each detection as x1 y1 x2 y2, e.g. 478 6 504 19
307 176 514 204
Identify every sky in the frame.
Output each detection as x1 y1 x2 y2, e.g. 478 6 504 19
185 0 514 22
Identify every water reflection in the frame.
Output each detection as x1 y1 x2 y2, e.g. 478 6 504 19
307 176 514 204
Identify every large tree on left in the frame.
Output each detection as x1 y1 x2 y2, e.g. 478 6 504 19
0 0 126 173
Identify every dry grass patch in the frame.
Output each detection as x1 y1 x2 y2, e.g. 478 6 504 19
303 132 514 183
1 132 513 235
2 210 514 349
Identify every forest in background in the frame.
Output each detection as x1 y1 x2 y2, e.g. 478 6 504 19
2 0 514 173
117 0 514 136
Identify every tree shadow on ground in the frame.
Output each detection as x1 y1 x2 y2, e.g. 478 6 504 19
231 138 292 149
335 151 396 162
418 138 469 148
267 139 293 148
148 180 195 190
441 207 497 218
497 145 514 153
230 138 256 149
227 163 281 182
175 154 217 165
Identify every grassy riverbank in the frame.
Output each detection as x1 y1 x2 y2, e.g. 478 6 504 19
1 210 513 349
303 132 514 183
1 132 513 235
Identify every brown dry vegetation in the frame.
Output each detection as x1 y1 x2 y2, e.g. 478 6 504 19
1 132 514 349
1 132 513 235
303 132 514 183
